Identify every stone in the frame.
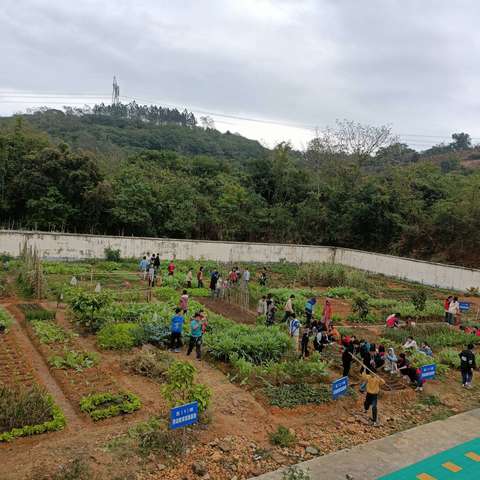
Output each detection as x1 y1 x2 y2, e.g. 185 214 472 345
305 446 319 455
157 464 167 471
192 462 207 476
270 452 286 464
218 441 233 453
211 451 222 462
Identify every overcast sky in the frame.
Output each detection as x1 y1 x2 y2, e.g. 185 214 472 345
1 0 480 149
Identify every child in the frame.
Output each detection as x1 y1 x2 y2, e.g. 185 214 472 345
168 260 175 276
187 312 203 360
139 255 148 280
288 316 301 351
362 368 385 427
186 269 193 288
257 295 267 316
197 267 204 288
148 264 155 287
179 290 189 314
304 297 316 327
384 347 398 374
199 310 209 334
300 328 310 358
170 307 184 353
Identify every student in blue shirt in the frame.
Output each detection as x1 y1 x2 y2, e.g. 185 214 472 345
139 256 148 280
170 308 184 353
305 297 316 326
187 312 203 360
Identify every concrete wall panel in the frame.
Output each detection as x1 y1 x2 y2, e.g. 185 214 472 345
1 230 479 291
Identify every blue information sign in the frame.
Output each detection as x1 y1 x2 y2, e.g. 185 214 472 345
331 376 349 400
420 364 436 381
170 401 199 429
459 302 471 312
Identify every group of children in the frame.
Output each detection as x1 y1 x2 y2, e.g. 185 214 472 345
169 289 209 360
139 254 176 287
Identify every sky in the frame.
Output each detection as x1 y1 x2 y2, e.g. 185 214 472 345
1 0 480 150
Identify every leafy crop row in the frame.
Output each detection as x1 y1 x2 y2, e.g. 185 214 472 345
80 392 141 421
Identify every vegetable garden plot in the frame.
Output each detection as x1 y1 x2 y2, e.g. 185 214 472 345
16 303 139 418
0 310 36 388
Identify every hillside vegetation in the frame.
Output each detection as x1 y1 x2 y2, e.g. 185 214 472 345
1 104 480 267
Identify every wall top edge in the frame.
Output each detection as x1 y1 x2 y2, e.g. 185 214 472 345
1 229 479 274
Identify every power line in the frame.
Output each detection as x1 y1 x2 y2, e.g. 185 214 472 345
1 90 480 143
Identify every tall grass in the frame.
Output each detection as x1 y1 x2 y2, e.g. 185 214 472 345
0 385 54 433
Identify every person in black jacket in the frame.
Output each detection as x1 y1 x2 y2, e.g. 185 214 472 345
459 344 476 388
342 338 354 377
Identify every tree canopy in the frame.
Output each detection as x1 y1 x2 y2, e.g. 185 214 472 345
1 105 479 267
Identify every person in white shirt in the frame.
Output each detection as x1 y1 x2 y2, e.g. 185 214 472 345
257 296 267 316
403 337 418 350
284 295 295 323
448 296 460 325
243 268 250 284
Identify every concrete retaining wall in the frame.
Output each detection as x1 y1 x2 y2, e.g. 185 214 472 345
1 230 479 291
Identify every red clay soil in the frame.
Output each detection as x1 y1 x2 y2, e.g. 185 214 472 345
0 298 478 480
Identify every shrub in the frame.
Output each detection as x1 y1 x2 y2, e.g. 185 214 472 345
162 361 211 413
49 350 99 371
97 323 143 350
69 290 112 332
420 394 442 406
0 306 13 330
104 247 121 262
269 425 296 447
125 350 173 380
0 385 66 441
80 392 141 421
264 383 330 407
437 349 461 369
411 288 427 312
141 320 171 346
31 320 71 344
38 457 92 480
352 294 369 321
128 417 185 457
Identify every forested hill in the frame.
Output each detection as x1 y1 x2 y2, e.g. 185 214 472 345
0 103 267 162
1 104 480 268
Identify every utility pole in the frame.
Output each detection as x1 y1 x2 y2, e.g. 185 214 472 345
112 76 120 105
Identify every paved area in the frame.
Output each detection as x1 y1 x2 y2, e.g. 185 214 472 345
380 437 480 479
252 409 480 480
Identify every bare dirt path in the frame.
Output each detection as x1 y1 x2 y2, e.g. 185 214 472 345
174 350 275 443
3 302 84 430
